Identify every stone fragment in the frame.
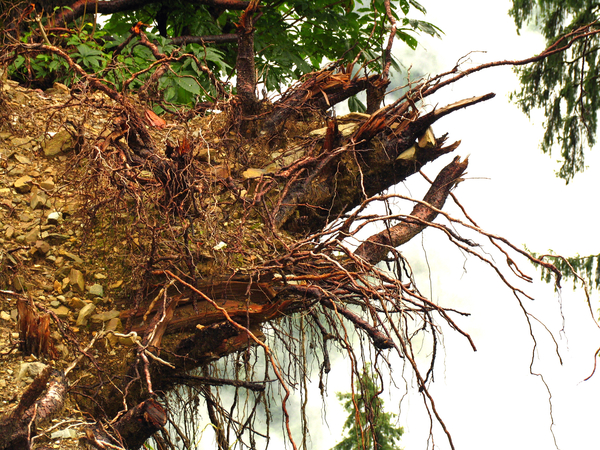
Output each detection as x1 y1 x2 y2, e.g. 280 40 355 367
55 343 68 358
69 268 85 293
16 362 47 384
53 279 62 293
46 211 63 225
19 212 32 222
11 137 34 148
51 429 78 440
40 177 55 190
42 130 73 157
25 219 41 230
5 226 15 239
34 240 51 255
48 82 69 95
45 233 69 244
68 297 85 310
13 275 27 291
13 175 33 193
61 250 84 265
88 283 104 297
24 228 39 244
76 303 96 326
51 305 70 319
105 317 123 347
107 317 122 330
138 170 153 180
0 311 11 321
7 165 25 176
242 168 266 179
119 333 141 347
30 191 48 209
14 153 32 164
91 309 119 323
195 147 210 161
211 165 230 178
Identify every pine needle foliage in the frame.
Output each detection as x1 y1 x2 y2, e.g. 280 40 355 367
509 0 600 183
333 365 404 450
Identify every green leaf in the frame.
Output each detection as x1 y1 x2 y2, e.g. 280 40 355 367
397 31 418 50
348 95 367 113
13 55 25 69
399 0 410 15
174 77 201 96
75 44 103 58
164 85 179 103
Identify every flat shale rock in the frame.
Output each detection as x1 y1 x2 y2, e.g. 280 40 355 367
88 283 104 297
13 175 33 193
76 303 96 327
42 130 74 157
91 309 119 323
69 268 86 293
51 305 70 319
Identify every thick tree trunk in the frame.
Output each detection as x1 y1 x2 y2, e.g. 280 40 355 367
236 0 260 116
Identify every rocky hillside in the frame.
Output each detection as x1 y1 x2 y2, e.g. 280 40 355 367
0 78 171 448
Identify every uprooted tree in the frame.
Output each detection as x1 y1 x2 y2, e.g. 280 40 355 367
0 1 596 449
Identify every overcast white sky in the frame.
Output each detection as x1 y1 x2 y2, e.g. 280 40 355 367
309 1 600 450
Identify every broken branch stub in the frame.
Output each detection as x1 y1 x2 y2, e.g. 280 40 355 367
355 156 469 265
17 298 57 359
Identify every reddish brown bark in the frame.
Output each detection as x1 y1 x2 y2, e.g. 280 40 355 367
273 94 493 233
236 0 260 115
17 298 57 359
114 399 167 449
262 71 382 135
83 399 166 450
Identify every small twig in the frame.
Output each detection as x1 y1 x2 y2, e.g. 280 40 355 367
34 13 51 46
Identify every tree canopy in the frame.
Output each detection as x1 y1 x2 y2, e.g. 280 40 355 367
509 0 600 293
510 0 600 183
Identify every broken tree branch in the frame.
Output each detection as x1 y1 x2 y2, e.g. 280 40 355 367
355 156 468 265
